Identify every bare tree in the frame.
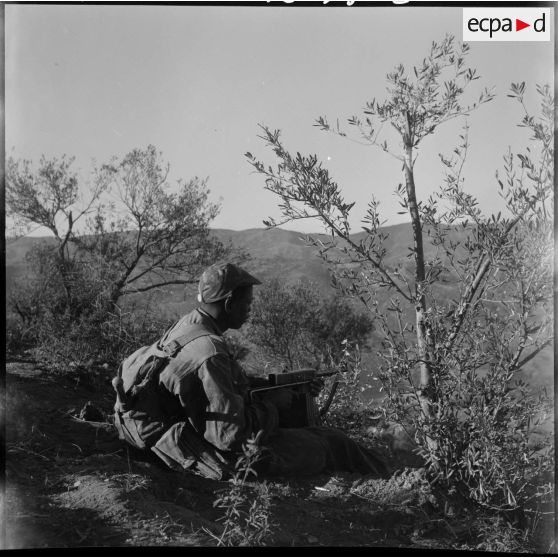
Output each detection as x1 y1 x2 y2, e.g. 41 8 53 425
77 145 229 304
6 154 109 305
7 145 230 308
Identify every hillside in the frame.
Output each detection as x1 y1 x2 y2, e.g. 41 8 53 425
213 228 334 290
5 224 416 294
4 223 460 314
4 222 476 294
5 224 553 393
5 228 333 318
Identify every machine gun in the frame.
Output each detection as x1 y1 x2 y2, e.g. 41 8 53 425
249 368 338 428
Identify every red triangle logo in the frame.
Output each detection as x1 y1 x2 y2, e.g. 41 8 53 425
516 19 530 31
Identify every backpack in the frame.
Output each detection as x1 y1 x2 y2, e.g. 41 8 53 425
112 324 212 450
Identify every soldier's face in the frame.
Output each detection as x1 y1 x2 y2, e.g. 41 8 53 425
227 286 254 329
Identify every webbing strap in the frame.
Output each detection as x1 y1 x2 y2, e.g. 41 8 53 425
160 323 214 358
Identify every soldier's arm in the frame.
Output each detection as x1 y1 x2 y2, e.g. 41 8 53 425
245 374 271 389
195 354 279 452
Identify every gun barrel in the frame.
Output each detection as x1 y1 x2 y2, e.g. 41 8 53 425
269 368 337 386
317 371 337 378
251 381 308 394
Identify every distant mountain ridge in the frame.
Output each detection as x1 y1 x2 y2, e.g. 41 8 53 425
4 221 469 300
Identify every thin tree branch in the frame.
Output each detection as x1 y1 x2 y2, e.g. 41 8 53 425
512 339 552 371
120 278 198 295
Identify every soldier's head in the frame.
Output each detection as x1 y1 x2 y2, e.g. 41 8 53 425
197 262 261 329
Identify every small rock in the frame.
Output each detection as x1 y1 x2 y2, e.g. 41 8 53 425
307 535 319 544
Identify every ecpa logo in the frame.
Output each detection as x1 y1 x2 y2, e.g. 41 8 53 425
463 8 551 41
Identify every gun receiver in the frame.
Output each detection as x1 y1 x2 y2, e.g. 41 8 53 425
249 368 336 399
249 368 338 428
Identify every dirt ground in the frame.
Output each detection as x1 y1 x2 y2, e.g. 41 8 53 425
3 361 553 551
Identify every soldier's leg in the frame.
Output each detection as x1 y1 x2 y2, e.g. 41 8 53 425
151 422 232 480
306 426 388 477
263 427 388 477
263 428 330 476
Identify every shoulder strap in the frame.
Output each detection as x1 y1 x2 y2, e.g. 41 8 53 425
160 323 214 358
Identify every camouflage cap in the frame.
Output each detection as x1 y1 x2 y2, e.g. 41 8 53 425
197 263 261 304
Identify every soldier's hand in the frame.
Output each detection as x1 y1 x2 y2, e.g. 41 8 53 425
309 377 325 397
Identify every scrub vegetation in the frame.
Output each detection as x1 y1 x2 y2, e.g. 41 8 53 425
5 35 553 552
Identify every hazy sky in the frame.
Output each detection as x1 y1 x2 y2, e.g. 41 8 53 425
6 4 554 234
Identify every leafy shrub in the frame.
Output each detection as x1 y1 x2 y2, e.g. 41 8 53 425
7 243 169 368
464 514 535 553
5 315 35 356
317 340 373 434
210 438 273 546
246 277 373 371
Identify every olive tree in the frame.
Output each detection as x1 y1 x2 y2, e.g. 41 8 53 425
246 35 553 514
